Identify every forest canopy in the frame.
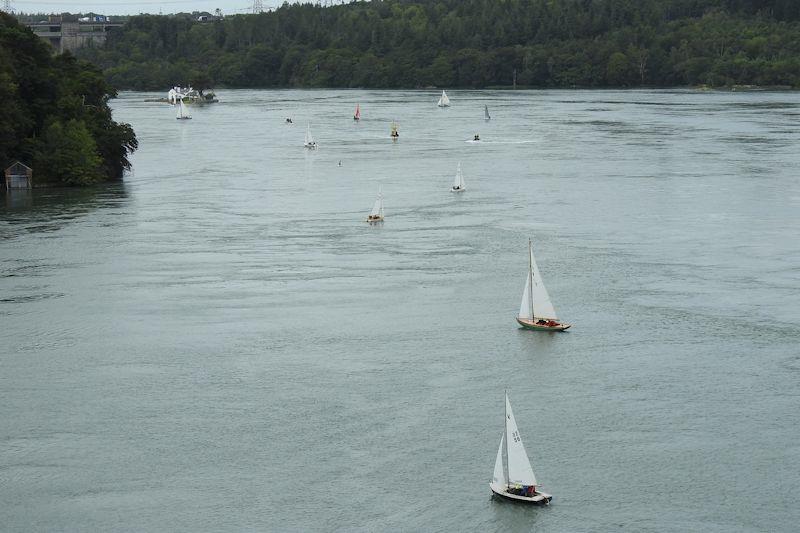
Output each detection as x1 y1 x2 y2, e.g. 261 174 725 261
0 12 137 186
75 0 800 90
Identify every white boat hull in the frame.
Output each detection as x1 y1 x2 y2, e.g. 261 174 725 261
490 482 551 504
450 187 465 193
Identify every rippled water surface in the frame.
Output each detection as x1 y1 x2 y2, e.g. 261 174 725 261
2 89 799 531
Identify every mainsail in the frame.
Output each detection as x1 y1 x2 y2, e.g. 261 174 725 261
485 104 491 120
176 99 190 119
354 104 361 120
437 90 450 107
518 240 558 320
504 393 537 486
304 123 315 147
369 190 384 218
452 162 465 190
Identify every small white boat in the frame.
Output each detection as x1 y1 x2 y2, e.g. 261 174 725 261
366 188 384 223
390 121 399 139
437 90 450 108
304 123 317 149
176 98 191 120
489 392 552 505
485 104 491 120
450 162 465 192
517 239 570 331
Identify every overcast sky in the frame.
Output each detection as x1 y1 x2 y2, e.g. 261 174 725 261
11 0 297 16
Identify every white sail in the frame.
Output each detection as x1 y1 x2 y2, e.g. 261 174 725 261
485 104 491 120
518 275 533 320
518 240 558 320
304 123 315 147
437 90 450 107
492 433 506 487
505 394 537 486
176 99 190 119
452 162 465 190
369 190 383 218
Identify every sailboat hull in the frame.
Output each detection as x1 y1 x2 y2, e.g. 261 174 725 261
516 317 571 331
490 483 552 504
450 187 465 193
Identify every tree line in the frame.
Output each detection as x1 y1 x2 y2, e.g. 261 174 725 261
73 0 800 90
0 12 137 186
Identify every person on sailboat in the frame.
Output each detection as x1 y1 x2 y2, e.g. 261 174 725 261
474 134 480 141
286 117 293 124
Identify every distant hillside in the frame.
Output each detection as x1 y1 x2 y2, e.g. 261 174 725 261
76 0 800 90
0 12 137 186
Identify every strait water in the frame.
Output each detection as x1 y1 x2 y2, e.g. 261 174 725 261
1 89 799 532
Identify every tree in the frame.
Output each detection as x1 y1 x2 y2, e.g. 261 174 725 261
34 120 104 186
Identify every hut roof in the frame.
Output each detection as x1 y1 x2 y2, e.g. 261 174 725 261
5 161 32 174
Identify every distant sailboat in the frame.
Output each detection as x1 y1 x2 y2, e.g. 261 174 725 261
304 123 317 149
517 239 570 331
489 392 552 505
354 103 361 121
176 98 191 120
485 104 491 120
390 120 399 139
366 188 384 223
437 90 450 108
450 162 465 192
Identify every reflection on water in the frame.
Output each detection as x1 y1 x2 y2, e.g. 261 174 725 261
0 183 129 239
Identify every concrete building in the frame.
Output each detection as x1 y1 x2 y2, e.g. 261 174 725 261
26 16 122 53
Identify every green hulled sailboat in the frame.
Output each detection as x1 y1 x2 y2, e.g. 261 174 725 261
516 239 570 331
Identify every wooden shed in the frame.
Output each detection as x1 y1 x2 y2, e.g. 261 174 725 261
5 162 33 190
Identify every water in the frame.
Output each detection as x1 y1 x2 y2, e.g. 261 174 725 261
1 89 799 531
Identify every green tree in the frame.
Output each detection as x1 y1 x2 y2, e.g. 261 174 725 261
34 120 103 186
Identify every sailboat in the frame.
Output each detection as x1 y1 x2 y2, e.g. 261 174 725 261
304 123 317 149
485 104 491 120
366 188 384 223
450 162 465 192
437 90 450 108
390 120 399 139
490 392 552 505
176 98 191 120
517 239 570 331
354 103 361 121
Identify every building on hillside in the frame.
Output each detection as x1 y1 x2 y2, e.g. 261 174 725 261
5 162 33 190
26 14 122 52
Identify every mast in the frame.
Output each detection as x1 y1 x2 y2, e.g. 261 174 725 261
528 239 534 320
503 390 510 488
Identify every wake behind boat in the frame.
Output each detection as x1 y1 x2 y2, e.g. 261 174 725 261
490 393 552 505
516 239 570 331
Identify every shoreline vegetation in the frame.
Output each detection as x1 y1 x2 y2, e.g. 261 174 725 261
72 0 800 91
1 13 137 187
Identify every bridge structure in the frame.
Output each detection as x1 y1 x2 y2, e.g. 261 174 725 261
25 18 123 53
